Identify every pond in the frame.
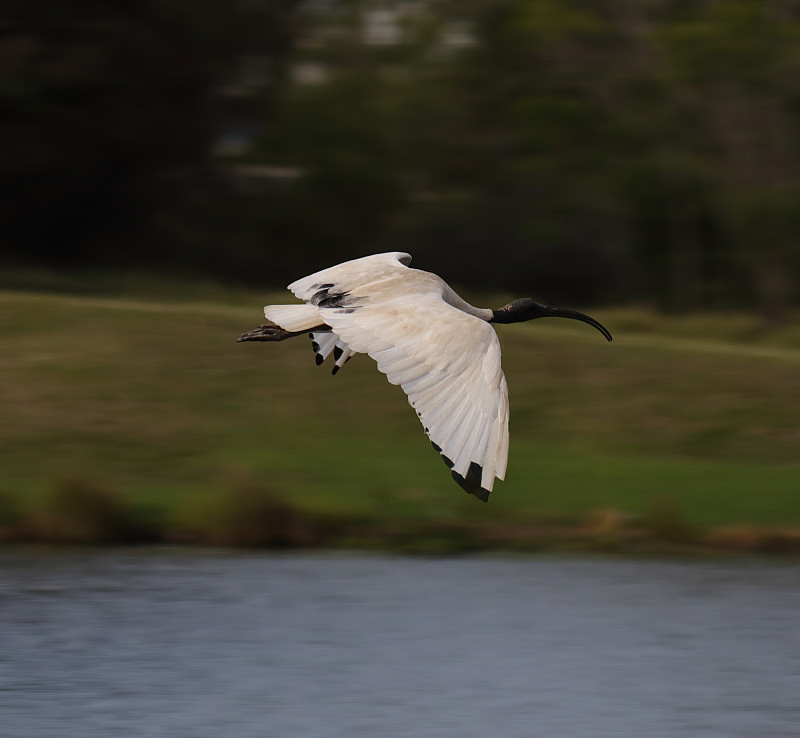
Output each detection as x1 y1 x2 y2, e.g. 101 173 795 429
1 551 798 737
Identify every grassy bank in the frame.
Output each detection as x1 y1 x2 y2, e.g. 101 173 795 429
1 285 800 553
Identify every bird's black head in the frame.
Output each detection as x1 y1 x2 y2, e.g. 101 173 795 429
491 298 613 342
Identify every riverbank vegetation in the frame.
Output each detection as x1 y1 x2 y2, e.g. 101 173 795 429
2 285 799 554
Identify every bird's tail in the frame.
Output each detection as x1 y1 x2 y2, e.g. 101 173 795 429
264 304 322 332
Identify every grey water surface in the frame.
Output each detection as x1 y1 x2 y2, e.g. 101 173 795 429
1 551 798 738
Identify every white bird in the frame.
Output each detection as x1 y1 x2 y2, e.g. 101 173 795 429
238 252 612 502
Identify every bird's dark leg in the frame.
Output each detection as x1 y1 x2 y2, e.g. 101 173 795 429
237 324 328 342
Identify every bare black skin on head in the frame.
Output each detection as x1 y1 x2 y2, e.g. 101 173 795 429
490 299 613 342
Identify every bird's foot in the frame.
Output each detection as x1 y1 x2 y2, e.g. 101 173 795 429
237 324 293 342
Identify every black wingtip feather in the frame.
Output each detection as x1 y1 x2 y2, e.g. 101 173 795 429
315 354 324 366
430 442 454 468
430 443 489 502
451 462 490 502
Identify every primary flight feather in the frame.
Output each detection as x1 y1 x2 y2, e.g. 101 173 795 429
238 252 612 502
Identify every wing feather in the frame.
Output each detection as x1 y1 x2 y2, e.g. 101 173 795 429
430 394 473 468
308 332 356 374
319 293 509 500
288 252 412 301
447 405 481 473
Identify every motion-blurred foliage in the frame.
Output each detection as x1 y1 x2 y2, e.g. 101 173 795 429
3 0 800 316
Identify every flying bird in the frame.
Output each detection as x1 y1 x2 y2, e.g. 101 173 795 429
238 252 612 502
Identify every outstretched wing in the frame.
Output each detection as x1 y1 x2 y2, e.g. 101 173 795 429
319 294 509 501
288 252 413 302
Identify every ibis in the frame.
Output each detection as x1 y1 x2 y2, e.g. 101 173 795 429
238 252 612 501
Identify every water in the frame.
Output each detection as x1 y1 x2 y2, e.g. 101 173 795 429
1 552 798 738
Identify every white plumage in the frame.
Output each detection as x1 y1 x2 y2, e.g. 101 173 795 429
240 251 612 501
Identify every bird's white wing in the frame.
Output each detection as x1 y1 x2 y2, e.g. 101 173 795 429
288 252 412 301
319 294 509 501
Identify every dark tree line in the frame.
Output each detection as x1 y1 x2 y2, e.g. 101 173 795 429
1 0 295 267
3 0 800 316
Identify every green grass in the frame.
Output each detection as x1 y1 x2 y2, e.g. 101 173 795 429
1 285 800 551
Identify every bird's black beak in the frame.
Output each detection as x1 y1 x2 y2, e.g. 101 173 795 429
541 306 613 342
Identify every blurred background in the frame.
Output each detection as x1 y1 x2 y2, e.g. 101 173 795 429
3 3 800 737
5 0 800 314
2 0 799 549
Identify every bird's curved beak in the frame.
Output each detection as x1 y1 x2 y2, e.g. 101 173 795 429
542 306 613 342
